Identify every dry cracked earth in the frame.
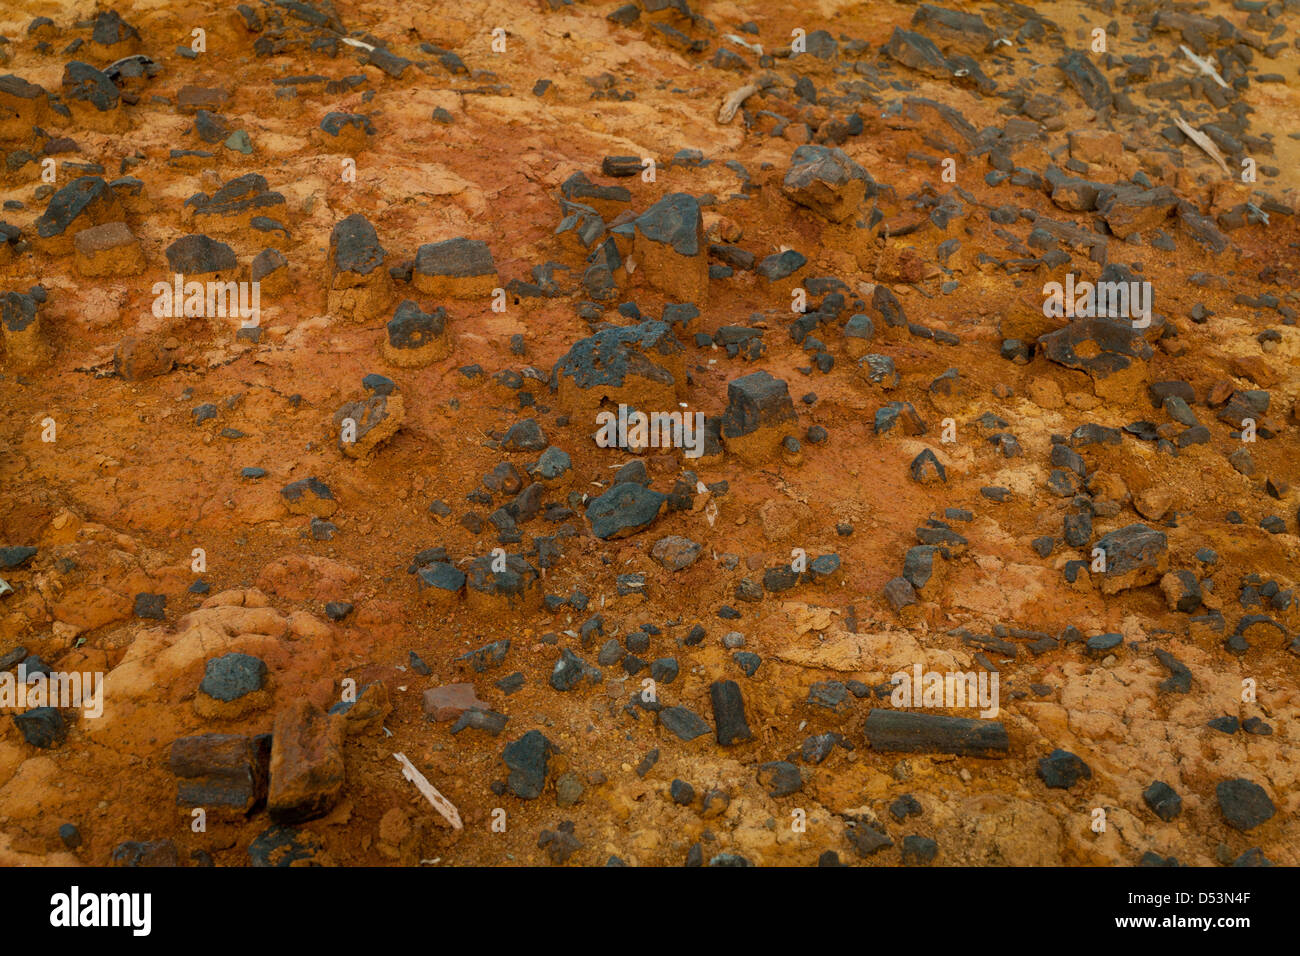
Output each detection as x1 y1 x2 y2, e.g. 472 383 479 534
0 0 1298 869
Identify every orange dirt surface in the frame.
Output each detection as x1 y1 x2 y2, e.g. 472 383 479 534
0 0 1297 867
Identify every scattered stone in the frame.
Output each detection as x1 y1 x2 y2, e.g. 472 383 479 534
383 300 449 367
165 233 237 276
883 576 917 611
720 370 797 461
267 700 345 825
1143 781 1183 821
783 145 874 222
909 449 946 484
710 680 753 746
195 653 270 718
551 321 686 416
901 835 938 865
587 483 667 540
0 547 36 569
890 794 923 821
1160 570 1202 613
133 593 166 620
1094 524 1169 594
422 683 488 722
845 822 894 857
1215 778 1275 831
502 418 548 452
502 730 552 799
334 391 404 459
1037 749 1092 790
281 477 338 518
328 213 391 322
248 825 328 867
35 177 124 255
417 562 466 605
757 761 802 797
13 707 66 748
651 535 701 571
111 840 179 868
864 710 1008 757
550 648 593 691
413 238 497 298
632 192 708 304
169 733 270 813
659 705 711 741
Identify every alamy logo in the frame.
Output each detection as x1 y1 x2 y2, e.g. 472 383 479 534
152 274 260 328
1042 273 1152 328
50 886 151 936
890 663 1000 718
594 404 706 459
0 664 102 718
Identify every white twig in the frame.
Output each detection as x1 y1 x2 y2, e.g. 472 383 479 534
1179 45 1229 89
723 34 763 55
393 752 463 830
1172 115 1230 175
718 82 760 124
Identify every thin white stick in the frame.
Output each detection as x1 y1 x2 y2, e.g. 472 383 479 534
393 752 464 830
1179 45 1229 89
723 34 763 55
1172 115 1230 175
718 82 760 124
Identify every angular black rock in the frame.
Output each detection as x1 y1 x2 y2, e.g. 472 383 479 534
1143 781 1183 821
319 111 374 137
1095 524 1168 577
133 593 166 619
709 679 752 746
783 144 875 221
165 234 238 274
633 192 702 256
551 321 683 394
864 709 1008 757
0 546 37 569
62 61 119 112
586 482 667 540
1216 778 1275 831
901 835 938 865
1037 749 1092 789
386 300 446 350
414 237 495 280
721 370 796 438
1057 49 1112 111
549 648 590 692
659 705 711 741
200 653 267 701
845 822 894 857
13 707 66 748
330 213 385 275
757 760 802 797
502 730 552 800
35 177 115 241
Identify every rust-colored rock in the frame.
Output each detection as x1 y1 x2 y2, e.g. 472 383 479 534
421 683 488 721
114 336 174 381
267 700 346 825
